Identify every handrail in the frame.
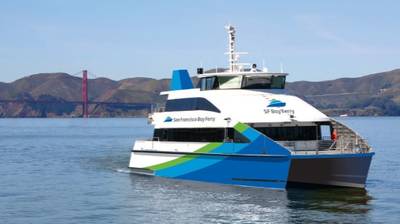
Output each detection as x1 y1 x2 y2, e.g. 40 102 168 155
328 140 337 150
279 138 370 155
330 118 372 152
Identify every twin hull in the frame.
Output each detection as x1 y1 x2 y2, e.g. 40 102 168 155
129 123 373 189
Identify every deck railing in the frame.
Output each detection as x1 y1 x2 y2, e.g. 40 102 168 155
281 139 370 155
282 119 371 155
331 118 371 153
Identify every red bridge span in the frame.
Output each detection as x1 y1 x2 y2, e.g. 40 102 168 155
0 70 153 117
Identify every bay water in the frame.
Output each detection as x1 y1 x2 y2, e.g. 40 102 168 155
0 117 399 223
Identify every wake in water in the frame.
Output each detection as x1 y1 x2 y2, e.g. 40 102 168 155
115 168 134 174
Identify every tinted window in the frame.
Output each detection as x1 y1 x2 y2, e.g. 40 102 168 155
243 76 272 89
153 128 249 143
165 98 220 113
270 76 286 89
200 75 285 90
199 77 218 90
242 76 286 89
255 126 318 141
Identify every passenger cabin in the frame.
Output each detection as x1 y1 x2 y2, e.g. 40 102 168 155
153 122 336 151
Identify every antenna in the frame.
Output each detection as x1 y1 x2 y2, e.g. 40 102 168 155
224 25 248 73
280 63 284 73
225 25 236 72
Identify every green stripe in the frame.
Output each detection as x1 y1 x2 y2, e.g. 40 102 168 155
147 143 222 171
234 122 249 133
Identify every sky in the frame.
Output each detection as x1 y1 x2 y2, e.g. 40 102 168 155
0 0 399 82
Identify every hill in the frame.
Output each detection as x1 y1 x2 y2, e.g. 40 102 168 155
0 69 399 117
287 69 400 116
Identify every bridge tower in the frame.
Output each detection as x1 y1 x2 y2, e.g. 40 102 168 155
82 70 88 118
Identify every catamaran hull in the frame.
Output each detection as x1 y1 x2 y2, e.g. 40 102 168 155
130 151 291 189
129 152 373 189
129 123 374 190
288 153 374 188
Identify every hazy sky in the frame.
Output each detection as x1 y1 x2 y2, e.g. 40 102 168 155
1 0 399 82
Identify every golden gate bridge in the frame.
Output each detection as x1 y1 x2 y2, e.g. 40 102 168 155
0 70 153 118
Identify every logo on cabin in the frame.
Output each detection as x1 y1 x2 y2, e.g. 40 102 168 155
163 116 216 123
164 116 173 122
267 99 286 107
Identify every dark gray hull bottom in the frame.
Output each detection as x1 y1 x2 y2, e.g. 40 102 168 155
288 155 373 188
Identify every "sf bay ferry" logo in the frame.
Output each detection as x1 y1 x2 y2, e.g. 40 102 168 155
267 99 286 107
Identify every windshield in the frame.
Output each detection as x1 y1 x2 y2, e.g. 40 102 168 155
242 75 285 89
217 76 242 89
199 75 285 90
200 76 242 90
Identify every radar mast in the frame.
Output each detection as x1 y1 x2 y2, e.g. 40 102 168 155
225 25 248 72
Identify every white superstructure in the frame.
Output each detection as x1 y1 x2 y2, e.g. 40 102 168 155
153 89 330 129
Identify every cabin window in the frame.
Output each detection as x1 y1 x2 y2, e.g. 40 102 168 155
217 76 242 89
153 128 250 143
242 75 285 89
320 125 331 140
255 126 318 141
201 77 218 90
270 76 286 89
165 97 221 113
200 76 242 90
243 76 272 89
200 75 285 90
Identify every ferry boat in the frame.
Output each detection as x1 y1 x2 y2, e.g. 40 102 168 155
129 25 374 189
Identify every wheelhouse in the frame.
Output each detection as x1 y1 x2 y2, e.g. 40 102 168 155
197 72 287 90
